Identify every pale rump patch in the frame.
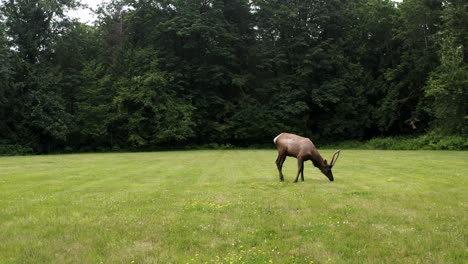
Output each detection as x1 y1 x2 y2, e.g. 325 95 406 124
273 133 283 144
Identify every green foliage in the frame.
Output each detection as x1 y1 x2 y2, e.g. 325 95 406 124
30 90 70 141
0 22 14 140
425 1 468 135
0 22 11 84
0 0 81 152
1 0 79 63
374 0 442 134
334 133 468 150
426 37 467 134
370 135 468 150
74 60 115 150
0 143 32 156
0 0 466 153
228 96 279 144
112 50 195 148
325 133 468 150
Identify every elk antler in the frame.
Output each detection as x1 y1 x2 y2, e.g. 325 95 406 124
330 150 341 167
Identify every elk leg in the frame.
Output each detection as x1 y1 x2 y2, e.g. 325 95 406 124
276 152 286 181
280 155 287 181
301 162 305 181
294 159 303 183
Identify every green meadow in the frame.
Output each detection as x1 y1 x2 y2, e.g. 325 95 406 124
0 150 466 263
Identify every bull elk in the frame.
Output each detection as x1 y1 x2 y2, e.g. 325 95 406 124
273 133 340 182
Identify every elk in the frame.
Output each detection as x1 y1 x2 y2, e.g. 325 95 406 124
273 133 340 182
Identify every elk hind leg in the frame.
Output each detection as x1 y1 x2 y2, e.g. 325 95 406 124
276 152 286 181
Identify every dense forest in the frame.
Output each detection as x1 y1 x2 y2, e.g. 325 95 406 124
0 0 466 153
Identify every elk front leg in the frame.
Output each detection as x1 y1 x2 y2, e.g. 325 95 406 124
276 152 286 181
294 159 304 183
300 163 305 181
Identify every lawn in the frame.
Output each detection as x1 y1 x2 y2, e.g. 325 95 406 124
0 150 466 263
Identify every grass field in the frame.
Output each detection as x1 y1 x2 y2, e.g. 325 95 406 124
0 150 466 263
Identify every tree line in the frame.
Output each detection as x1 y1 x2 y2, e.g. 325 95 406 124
0 0 466 153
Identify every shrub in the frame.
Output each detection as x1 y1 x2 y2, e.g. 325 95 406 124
366 134 467 150
325 133 467 151
0 144 33 156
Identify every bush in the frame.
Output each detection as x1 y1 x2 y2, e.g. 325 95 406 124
0 144 33 156
198 143 235 150
325 133 467 150
366 134 467 150
322 140 366 150
434 136 468 150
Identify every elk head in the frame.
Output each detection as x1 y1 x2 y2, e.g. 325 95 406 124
320 151 341 182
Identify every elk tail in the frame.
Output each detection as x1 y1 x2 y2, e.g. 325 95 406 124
273 133 283 144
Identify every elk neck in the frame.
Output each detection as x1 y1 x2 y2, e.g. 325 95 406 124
310 150 327 169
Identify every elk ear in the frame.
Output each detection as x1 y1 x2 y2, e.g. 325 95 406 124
324 159 328 165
